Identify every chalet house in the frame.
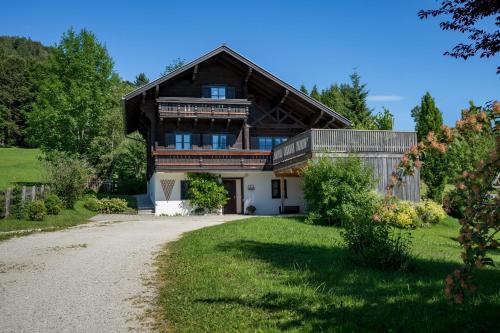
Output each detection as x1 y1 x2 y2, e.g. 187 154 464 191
123 46 419 215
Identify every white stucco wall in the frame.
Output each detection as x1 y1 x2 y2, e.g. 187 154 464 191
148 171 304 216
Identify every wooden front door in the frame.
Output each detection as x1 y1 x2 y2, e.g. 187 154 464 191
222 179 237 214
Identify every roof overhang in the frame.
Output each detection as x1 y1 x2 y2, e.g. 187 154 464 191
123 45 352 134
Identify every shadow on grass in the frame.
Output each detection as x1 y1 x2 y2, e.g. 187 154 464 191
197 240 500 332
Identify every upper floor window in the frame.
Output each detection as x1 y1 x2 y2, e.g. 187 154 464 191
202 85 235 99
257 136 288 150
212 134 228 150
175 133 191 149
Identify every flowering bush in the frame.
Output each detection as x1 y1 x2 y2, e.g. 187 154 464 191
387 101 499 303
416 199 446 225
378 200 419 229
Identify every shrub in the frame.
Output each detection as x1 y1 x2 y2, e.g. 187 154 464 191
44 194 63 215
45 154 93 208
442 188 466 218
342 213 413 271
245 205 256 215
27 200 47 221
10 186 26 219
416 199 446 225
302 157 376 225
97 198 128 214
379 200 419 229
83 196 101 212
187 173 228 214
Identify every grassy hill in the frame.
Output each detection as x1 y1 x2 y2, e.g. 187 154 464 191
0 147 45 189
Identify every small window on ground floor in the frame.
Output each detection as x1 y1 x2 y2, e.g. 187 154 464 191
271 179 287 199
180 180 191 200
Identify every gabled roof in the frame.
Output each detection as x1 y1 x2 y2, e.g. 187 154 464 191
123 45 352 127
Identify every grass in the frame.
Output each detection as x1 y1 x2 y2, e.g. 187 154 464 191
155 217 500 332
0 147 45 190
0 200 95 241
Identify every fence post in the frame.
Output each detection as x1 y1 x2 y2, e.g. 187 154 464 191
22 186 26 202
4 188 11 218
31 186 36 201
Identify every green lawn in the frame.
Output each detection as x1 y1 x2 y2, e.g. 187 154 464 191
0 200 95 241
156 217 500 332
0 147 45 189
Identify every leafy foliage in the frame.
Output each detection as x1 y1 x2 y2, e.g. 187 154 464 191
133 72 149 87
342 209 413 271
443 187 467 218
162 57 186 75
0 36 51 146
388 101 500 302
306 72 394 130
27 199 47 221
27 29 115 156
45 154 93 208
378 200 419 229
418 0 500 73
187 173 228 214
412 92 448 201
302 157 376 225
44 194 63 215
97 198 129 214
416 199 446 225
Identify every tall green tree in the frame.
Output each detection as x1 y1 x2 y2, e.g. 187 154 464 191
27 28 115 157
299 84 308 95
134 72 149 87
0 36 51 146
308 72 390 130
412 92 443 141
412 92 447 201
310 84 321 101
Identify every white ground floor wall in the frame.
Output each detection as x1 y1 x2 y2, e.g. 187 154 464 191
148 171 304 216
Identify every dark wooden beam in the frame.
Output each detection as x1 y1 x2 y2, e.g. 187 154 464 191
155 85 159 98
311 111 323 126
244 67 252 83
192 64 198 81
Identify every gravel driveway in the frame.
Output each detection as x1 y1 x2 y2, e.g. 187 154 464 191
0 214 248 333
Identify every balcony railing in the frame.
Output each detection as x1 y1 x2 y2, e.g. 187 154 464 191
157 97 250 119
273 129 417 165
153 148 272 171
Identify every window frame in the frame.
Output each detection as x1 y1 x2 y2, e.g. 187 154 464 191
202 84 235 99
180 180 191 200
212 134 229 150
175 133 191 150
257 136 288 150
271 179 287 199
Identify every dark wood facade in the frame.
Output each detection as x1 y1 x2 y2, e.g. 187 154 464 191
123 46 350 177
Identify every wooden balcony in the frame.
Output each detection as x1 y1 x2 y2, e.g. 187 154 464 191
272 129 419 201
157 97 250 119
273 129 417 168
153 148 273 171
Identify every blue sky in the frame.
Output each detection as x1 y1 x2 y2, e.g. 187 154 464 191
2 0 498 130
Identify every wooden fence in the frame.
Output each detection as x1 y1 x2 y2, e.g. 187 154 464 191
1 185 50 218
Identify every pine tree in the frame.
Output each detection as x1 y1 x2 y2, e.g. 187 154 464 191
299 84 308 95
412 92 443 141
412 92 447 201
134 73 149 87
310 85 320 101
